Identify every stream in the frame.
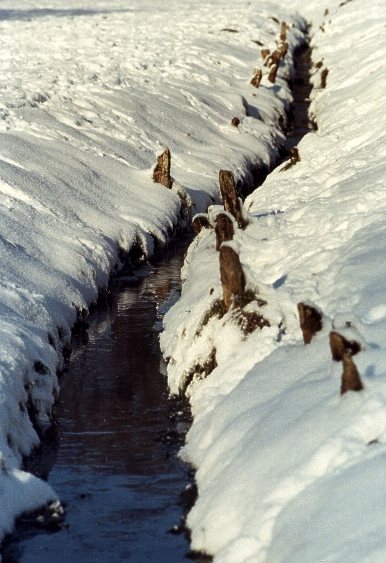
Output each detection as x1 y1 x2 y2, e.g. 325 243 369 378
2 238 194 563
2 38 314 563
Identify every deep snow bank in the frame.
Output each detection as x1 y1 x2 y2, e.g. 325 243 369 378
0 0 305 543
161 0 386 560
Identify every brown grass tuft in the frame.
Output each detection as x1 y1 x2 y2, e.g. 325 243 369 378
220 245 246 310
297 303 323 344
219 170 248 229
153 147 173 188
250 68 263 88
192 214 210 235
320 68 329 88
268 64 278 83
215 213 234 251
341 353 363 395
329 331 361 361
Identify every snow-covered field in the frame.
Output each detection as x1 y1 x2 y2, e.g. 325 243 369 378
1 0 385 560
161 0 386 561
0 0 307 545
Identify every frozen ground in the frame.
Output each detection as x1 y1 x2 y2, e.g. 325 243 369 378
161 0 386 561
0 0 306 546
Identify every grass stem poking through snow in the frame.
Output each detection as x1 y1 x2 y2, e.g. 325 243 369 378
215 213 234 250
152 146 173 188
219 170 247 229
219 245 246 310
297 302 323 344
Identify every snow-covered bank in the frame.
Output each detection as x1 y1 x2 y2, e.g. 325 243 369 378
0 0 305 543
161 0 386 560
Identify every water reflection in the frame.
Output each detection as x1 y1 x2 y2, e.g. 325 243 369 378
5 238 192 562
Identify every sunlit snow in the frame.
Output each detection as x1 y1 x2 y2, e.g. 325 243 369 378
1 0 385 560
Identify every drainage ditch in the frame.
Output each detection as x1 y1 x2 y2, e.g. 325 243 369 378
1 35 314 563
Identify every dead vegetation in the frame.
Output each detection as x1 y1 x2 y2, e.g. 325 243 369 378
234 308 270 334
268 63 278 83
281 147 301 171
180 347 218 395
192 214 211 234
195 299 226 337
220 245 246 310
152 146 173 188
329 331 361 361
250 68 263 88
329 330 363 395
297 302 323 344
341 352 363 394
215 213 234 250
320 67 329 88
219 170 248 229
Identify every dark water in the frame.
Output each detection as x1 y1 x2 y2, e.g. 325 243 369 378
3 239 193 563
285 45 314 151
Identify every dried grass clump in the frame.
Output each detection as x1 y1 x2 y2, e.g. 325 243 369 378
268 63 278 83
220 245 246 311
297 302 323 344
152 147 173 188
329 331 361 361
250 68 263 88
219 170 248 229
281 147 301 171
320 68 329 88
192 214 210 234
195 299 226 337
234 309 270 334
261 48 270 61
215 213 235 250
280 21 288 41
340 353 363 394
180 348 218 395
329 331 363 395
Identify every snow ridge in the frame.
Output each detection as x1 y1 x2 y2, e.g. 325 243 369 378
161 1 386 561
0 0 305 544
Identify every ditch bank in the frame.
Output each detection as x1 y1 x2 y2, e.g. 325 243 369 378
0 18 313 562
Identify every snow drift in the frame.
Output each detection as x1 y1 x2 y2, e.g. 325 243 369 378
0 0 305 544
161 0 386 560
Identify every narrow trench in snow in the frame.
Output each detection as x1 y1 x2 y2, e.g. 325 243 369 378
1 35 315 563
283 41 315 155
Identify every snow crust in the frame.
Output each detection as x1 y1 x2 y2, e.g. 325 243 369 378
161 0 386 560
0 0 306 543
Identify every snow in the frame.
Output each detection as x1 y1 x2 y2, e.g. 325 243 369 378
161 0 386 560
1 0 385 558
0 0 307 545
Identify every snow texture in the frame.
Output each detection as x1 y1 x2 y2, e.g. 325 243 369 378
0 0 306 544
161 0 386 560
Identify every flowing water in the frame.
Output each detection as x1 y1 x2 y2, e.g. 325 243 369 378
2 238 194 563
2 41 314 563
